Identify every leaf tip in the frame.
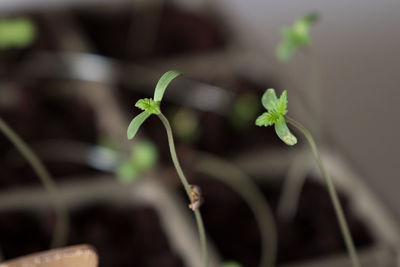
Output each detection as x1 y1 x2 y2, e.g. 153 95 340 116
283 133 297 146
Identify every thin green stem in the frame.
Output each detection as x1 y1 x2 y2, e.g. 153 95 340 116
285 116 360 267
0 117 68 248
194 152 277 267
158 113 208 267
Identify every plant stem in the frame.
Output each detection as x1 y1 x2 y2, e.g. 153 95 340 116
193 152 277 267
158 113 208 267
285 116 360 267
0 117 68 248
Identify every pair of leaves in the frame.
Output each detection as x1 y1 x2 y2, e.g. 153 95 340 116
277 13 318 61
255 89 297 146
127 70 181 140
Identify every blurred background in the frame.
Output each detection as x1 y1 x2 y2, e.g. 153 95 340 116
0 0 399 266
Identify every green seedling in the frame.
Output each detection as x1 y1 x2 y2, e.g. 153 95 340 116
277 13 318 61
127 70 208 267
116 140 158 183
0 17 36 49
255 89 297 145
255 89 360 267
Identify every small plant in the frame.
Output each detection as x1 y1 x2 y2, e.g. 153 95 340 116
276 13 318 61
127 70 208 267
256 89 361 267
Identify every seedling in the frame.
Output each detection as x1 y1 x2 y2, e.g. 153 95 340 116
127 70 208 267
276 13 318 61
256 89 360 267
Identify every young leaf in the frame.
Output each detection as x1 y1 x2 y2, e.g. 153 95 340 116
127 111 151 140
154 70 182 102
261 88 278 111
135 98 161 114
276 90 288 115
255 112 274 127
275 117 297 145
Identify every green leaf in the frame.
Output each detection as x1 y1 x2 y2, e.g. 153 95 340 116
127 111 151 140
276 90 288 115
255 112 274 127
221 261 243 267
135 98 161 114
275 117 297 145
0 17 36 49
261 88 278 111
154 70 182 102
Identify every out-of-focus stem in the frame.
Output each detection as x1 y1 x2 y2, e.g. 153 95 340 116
193 152 277 267
0 117 68 248
286 116 360 267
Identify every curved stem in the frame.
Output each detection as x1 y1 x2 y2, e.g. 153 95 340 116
277 148 311 221
285 116 360 267
193 152 277 267
0 117 68 248
158 113 208 267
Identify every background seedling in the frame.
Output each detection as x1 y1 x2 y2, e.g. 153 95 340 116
127 70 208 267
256 88 361 267
221 261 243 267
276 13 318 62
276 12 324 222
116 139 158 184
0 17 36 49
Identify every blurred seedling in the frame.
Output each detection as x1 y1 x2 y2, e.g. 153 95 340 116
172 107 201 143
127 70 208 267
255 89 360 267
0 117 68 248
116 140 158 184
276 13 318 62
221 261 243 267
276 12 325 225
229 93 261 130
0 17 36 49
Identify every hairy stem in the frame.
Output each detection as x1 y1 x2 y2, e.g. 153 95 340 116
193 152 277 267
285 116 360 267
0 117 68 248
158 113 208 267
